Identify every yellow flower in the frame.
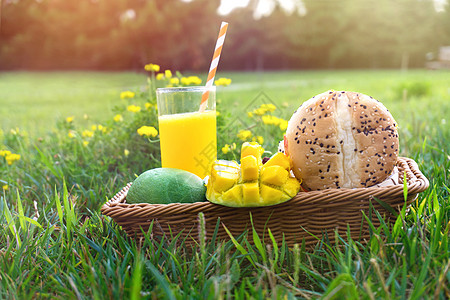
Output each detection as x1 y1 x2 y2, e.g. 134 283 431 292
247 112 253 118
253 107 266 116
127 105 141 113
279 120 289 131
120 91 135 99
156 73 165 80
221 144 231 154
170 78 180 85
0 150 12 157
164 70 172 78
5 153 20 165
2 185 8 191
124 149 130 157
216 111 220 116
82 130 94 138
145 103 156 110
181 76 202 86
262 104 276 112
66 116 74 123
83 141 89 147
91 125 97 131
84 114 89 120
137 126 158 138
237 129 252 141
113 114 123 122
252 136 264 145
214 77 232 86
68 130 76 138
144 63 160 72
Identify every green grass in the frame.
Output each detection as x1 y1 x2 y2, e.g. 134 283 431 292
0 69 449 298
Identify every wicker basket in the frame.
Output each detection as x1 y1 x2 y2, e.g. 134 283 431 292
101 157 428 247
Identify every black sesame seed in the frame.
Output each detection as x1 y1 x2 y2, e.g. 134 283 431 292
366 164 370 167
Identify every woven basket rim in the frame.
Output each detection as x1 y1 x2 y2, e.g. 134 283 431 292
101 157 429 216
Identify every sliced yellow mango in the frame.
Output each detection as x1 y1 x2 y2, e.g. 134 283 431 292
205 142 301 207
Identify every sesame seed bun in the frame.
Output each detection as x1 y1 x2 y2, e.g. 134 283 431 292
285 90 399 191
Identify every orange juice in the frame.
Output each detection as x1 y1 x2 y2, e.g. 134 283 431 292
158 110 217 178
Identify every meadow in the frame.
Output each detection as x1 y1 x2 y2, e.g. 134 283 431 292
0 69 449 298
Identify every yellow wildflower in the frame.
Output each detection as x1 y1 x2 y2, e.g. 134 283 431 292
83 141 89 147
214 77 232 86
127 105 141 113
68 130 76 138
189 76 202 85
2 185 8 191
181 76 202 86
137 126 158 138
170 78 180 85
221 144 231 154
91 125 97 131
156 73 165 80
5 153 20 165
145 103 156 110
253 107 267 116
66 116 74 123
82 130 94 138
0 150 12 157
261 104 276 112
164 70 172 78
113 114 123 122
279 120 289 131
237 129 252 141
120 91 135 99
144 63 160 72
124 149 130 157
216 111 220 116
247 112 254 118
252 136 264 145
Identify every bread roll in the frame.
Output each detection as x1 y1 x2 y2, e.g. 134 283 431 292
285 90 399 191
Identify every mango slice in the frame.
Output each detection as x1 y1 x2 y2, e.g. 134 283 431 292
206 142 301 207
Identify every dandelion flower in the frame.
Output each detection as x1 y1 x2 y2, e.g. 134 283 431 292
113 114 123 122
124 149 130 157
120 91 135 99
170 78 180 85
156 73 165 80
83 141 89 147
127 105 141 113
164 70 172 79
216 111 220 116
5 153 20 165
144 63 160 72
137 126 158 138
82 130 94 138
221 144 231 154
237 129 252 141
214 78 232 86
66 116 74 123
279 120 289 131
0 150 12 157
247 112 253 118
2 185 8 191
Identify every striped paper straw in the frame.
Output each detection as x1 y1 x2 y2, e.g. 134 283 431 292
199 21 228 112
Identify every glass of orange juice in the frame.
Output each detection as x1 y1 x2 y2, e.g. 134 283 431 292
156 86 216 179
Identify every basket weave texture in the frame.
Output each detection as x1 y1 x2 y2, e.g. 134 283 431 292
101 157 428 247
